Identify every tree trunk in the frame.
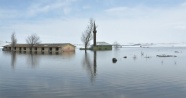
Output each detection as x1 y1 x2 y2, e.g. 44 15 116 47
85 44 87 53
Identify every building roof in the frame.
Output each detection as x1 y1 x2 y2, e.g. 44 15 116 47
4 43 75 48
96 42 111 46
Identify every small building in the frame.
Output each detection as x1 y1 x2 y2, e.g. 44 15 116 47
2 43 76 54
91 42 112 50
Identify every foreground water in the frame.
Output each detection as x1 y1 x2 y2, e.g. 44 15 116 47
0 47 186 98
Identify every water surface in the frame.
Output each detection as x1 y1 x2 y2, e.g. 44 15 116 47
0 47 186 98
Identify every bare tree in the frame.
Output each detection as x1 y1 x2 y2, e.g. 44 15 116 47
113 41 121 49
81 18 95 52
11 32 17 51
26 34 41 51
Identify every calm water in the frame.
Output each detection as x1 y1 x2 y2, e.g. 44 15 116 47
0 47 186 98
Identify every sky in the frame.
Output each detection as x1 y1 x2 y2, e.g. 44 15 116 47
0 0 186 44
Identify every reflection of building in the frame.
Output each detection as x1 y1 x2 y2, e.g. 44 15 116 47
91 22 112 50
2 43 76 54
61 52 75 58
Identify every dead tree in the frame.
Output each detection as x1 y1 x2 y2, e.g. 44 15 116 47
26 34 41 51
113 41 121 49
11 32 17 51
81 18 95 52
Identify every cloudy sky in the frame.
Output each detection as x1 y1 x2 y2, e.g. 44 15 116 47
0 0 186 44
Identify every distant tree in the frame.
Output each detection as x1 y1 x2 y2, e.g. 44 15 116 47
81 18 95 52
113 41 121 49
11 32 17 51
26 34 41 51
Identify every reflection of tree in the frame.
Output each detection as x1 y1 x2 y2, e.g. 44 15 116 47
133 55 137 61
82 52 97 83
27 53 40 68
11 52 16 69
4 51 40 69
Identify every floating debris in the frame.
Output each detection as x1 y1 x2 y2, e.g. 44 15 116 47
133 55 137 59
174 51 179 53
145 56 151 58
157 54 177 57
133 55 137 60
174 61 177 65
123 56 127 58
141 51 144 56
112 58 117 63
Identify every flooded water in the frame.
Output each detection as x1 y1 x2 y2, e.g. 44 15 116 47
0 47 186 98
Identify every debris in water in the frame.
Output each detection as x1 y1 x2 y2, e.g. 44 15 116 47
156 54 177 57
112 58 117 63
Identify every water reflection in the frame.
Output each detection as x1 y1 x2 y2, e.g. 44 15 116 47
61 52 75 58
93 51 97 76
2 51 17 69
3 51 75 69
1 48 186 98
11 52 16 69
27 53 40 68
133 55 137 61
82 51 97 83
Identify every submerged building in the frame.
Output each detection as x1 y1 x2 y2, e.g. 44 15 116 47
2 43 76 53
91 42 112 50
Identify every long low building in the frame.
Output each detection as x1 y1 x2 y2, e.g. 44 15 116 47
2 43 76 53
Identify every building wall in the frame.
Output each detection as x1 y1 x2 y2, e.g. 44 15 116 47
22 47 27 51
37 47 42 52
41 47 62 54
13 47 17 51
42 47 48 53
92 45 112 50
26 47 30 51
61 44 75 52
3 44 76 53
52 47 56 53
3 47 11 51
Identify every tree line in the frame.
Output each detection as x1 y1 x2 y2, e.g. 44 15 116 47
10 18 120 52
10 33 41 52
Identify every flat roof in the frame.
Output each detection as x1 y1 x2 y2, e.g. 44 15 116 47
4 43 75 48
96 42 111 46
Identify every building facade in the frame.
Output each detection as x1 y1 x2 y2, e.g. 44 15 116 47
2 43 76 54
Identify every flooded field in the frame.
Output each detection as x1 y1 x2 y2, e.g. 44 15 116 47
0 47 186 98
